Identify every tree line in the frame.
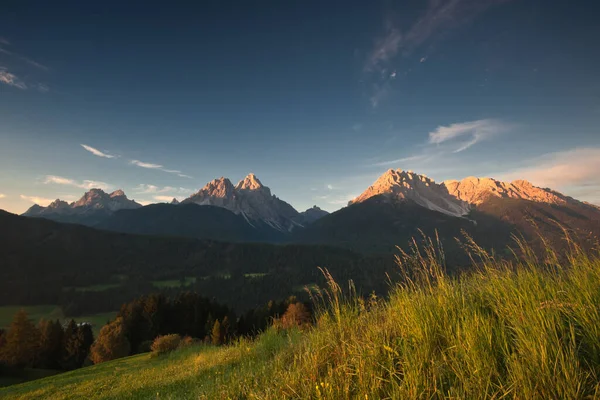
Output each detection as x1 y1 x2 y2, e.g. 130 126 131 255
0 310 93 371
0 291 311 373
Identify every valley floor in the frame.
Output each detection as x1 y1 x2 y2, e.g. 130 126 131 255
3 240 600 399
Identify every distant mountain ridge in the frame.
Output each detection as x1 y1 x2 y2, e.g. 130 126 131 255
294 169 600 255
182 173 309 232
18 169 600 255
23 188 142 225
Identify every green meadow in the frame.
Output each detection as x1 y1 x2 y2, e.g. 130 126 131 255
3 238 600 399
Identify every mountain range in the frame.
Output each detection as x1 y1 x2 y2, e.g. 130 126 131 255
21 169 600 255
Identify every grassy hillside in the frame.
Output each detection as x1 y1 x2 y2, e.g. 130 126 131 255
3 239 600 399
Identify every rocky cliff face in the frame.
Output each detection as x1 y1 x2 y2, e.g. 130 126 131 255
442 177 574 206
350 169 471 217
351 169 595 220
183 173 301 231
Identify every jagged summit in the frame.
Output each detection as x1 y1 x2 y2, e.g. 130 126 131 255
235 173 266 192
351 169 470 218
23 188 141 220
351 169 591 219
299 205 329 224
47 199 70 209
110 189 126 198
442 177 574 206
183 173 300 232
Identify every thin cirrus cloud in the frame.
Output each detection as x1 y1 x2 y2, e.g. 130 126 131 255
153 195 181 202
133 184 191 194
81 144 116 159
0 39 49 91
0 47 48 71
80 144 116 159
19 195 54 206
370 119 505 167
0 68 27 90
371 155 427 167
498 147 600 204
130 160 193 179
44 175 112 191
364 0 510 107
428 119 505 153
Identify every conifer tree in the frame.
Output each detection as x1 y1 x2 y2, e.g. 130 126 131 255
1 310 40 367
211 319 223 345
37 319 64 369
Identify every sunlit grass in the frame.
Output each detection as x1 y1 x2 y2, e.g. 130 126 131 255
4 235 600 399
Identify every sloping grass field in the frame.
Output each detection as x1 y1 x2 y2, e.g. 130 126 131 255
3 238 600 399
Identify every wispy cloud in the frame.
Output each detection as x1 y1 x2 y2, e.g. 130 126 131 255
0 193 6 199
371 155 427 167
313 193 357 206
429 119 505 153
153 195 181 202
81 144 116 159
0 68 27 89
20 195 53 206
136 199 154 206
365 26 402 73
368 119 507 169
133 184 191 194
44 175 112 191
364 0 509 107
498 148 600 194
0 41 48 71
131 160 162 169
130 160 192 179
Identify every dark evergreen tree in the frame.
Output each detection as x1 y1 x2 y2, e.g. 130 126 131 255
1 310 40 367
36 319 64 369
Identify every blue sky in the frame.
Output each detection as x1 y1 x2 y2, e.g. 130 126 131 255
1 0 599 213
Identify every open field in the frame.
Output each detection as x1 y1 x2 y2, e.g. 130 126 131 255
3 241 600 399
63 283 123 292
151 277 197 289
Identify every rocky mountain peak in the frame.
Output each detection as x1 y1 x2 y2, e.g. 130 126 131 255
298 205 329 224
351 169 470 217
443 177 571 206
48 199 70 209
109 189 126 198
201 177 235 197
23 188 141 220
236 173 264 191
170 198 180 205
183 174 298 232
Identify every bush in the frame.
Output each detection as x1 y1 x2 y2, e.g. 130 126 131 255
151 334 181 356
179 335 195 349
89 317 130 364
280 302 311 330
